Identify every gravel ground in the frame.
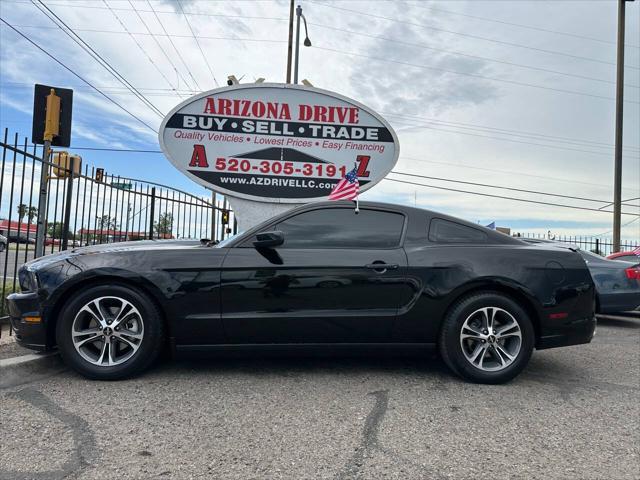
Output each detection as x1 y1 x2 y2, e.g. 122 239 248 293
0 314 638 480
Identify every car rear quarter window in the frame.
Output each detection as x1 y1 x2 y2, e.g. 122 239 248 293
428 218 487 244
276 208 405 249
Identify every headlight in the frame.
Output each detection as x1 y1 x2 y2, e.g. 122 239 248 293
18 268 38 292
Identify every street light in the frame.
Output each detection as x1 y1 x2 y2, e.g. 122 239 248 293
293 5 311 84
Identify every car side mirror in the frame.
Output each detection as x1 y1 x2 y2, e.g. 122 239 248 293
253 231 284 249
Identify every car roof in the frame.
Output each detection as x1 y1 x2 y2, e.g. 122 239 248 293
230 200 524 246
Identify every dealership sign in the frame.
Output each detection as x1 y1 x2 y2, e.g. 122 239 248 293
159 83 399 203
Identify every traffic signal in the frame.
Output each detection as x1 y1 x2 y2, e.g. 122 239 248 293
221 209 230 225
95 168 104 183
51 151 81 178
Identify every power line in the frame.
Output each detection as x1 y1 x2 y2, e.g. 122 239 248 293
9 24 289 44
387 114 640 159
0 19 158 132
122 0 192 94
382 111 640 153
102 0 185 98
68 147 163 153
314 45 640 104
389 171 640 207
308 22 639 90
31 0 165 118
175 0 219 88
404 0 640 49
46 145 639 207
3 1 289 22
399 156 638 193
306 0 640 71
5 79 636 154
142 0 202 93
382 177 640 216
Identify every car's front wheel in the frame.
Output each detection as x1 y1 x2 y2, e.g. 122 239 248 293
439 292 534 384
56 284 164 380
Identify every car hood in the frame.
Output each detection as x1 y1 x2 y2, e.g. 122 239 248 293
24 239 203 270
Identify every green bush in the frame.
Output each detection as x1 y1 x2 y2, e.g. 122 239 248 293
0 281 18 318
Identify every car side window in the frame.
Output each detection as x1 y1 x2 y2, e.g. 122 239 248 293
275 208 405 249
428 218 487 244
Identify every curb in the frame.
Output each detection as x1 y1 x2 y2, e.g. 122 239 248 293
0 352 66 389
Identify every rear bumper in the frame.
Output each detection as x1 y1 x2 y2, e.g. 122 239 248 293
6 292 48 351
536 315 596 350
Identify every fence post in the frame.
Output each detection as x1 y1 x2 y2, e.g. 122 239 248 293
61 156 75 250
211 192 217 242
148 186 156 240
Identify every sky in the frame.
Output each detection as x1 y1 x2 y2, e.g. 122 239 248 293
0 0 639 240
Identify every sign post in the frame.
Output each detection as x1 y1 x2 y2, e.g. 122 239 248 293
31 84 73 257
159 83 399 231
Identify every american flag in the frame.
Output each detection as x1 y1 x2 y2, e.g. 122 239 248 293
328 167 359 201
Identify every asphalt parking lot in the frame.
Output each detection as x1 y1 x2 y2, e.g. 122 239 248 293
1 313 638 480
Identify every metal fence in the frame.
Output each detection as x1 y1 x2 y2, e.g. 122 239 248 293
0 128 236 317
513 232 638 256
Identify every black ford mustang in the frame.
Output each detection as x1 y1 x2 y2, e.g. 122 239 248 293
7 201 596 383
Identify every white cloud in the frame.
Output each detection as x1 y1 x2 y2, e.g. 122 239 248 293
0 0 638 241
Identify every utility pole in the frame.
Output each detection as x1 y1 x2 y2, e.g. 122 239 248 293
286 0 294 83
613 0 634 252
35 89 60 258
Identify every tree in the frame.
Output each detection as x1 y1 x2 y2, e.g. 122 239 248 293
27 206 38 224
16 204 27 222
91 215 119 243
154 212 173 237
96 215 118 231
47 222 72 240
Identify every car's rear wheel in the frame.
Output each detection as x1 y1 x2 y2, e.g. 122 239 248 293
439 292 534 384
56 284 164 380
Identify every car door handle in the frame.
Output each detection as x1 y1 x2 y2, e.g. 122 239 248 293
365 262 399 272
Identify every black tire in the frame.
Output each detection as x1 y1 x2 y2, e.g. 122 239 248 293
0 243 4 252
56 284 165 380
439 291 535 384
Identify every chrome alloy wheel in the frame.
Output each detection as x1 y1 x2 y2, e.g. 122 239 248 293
459 307 522 372
71 296 144 367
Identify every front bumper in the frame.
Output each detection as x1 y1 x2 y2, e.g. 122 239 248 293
536 315 597 350
6 292 48 351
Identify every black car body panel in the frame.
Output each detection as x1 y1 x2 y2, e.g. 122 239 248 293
7 202 596 353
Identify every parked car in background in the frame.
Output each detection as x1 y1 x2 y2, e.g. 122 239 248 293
8 232 35 244
7 201 596 384
0 234 6 252
579 250 640 313
607 249 640 263
523 239 640 314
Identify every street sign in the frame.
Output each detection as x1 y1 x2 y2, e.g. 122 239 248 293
111 182 133 190
158 83 399 203
32 84 73 147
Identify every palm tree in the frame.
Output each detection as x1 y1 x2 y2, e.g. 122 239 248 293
27 206 38 224
16 203 27 222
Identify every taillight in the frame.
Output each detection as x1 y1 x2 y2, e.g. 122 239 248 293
625 267 640 280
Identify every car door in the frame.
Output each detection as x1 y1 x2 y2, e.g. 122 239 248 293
219 206 411 344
